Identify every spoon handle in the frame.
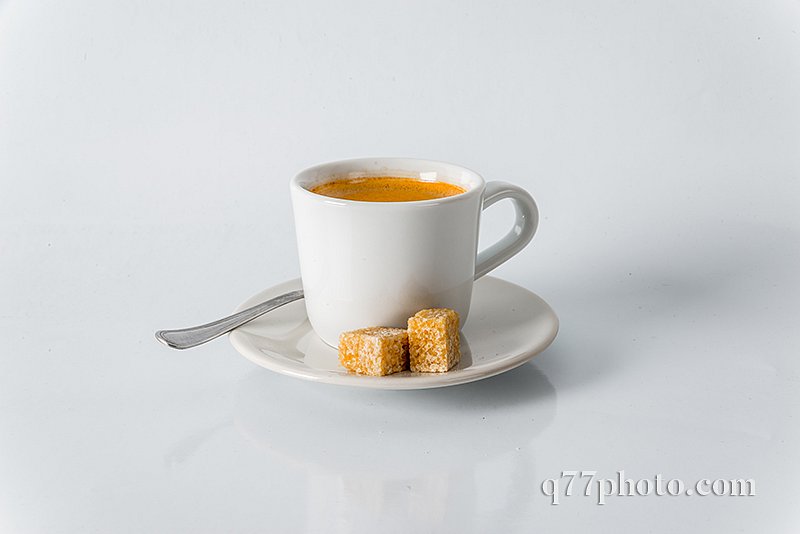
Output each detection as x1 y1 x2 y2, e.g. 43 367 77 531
155 289 305 349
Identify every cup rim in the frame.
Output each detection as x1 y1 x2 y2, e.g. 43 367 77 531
290 157 486 206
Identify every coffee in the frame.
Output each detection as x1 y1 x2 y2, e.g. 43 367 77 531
310 177 466 202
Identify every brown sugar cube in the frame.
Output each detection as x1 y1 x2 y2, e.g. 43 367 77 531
407 308 460 373
338 327 409 376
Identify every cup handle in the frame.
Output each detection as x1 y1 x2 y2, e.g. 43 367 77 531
474 181 539 280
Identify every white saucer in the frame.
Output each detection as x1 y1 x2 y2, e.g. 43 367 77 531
229 276 558 390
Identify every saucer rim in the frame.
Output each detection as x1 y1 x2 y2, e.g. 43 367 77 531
229 276 559 390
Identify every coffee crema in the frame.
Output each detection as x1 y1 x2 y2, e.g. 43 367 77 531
310 177 466 202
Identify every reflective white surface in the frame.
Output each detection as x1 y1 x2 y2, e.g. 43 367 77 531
1 0 799 532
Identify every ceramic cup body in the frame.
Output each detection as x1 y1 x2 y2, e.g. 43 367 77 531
290 158 538 347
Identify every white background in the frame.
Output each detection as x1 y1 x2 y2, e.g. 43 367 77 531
1 0 799 532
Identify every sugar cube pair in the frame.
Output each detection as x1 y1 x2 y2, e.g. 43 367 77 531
338 308 460 376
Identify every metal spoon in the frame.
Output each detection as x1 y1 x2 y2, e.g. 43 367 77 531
155 290 304 349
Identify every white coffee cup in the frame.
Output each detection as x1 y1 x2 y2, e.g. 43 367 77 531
290 158 538 347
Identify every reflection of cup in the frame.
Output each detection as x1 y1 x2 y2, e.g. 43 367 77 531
234 364 557 474
233 364 557 529
290 158 539 347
